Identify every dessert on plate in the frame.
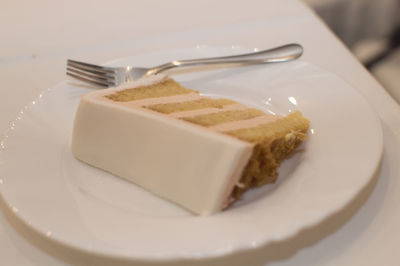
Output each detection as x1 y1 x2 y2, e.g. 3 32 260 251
71 75 309 215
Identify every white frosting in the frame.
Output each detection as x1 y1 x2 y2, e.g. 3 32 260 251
170 103 248 118
71 81 254 215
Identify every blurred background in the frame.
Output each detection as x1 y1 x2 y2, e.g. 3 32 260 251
304 0 400 102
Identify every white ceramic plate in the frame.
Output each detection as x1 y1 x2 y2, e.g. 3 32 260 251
0 47 383 261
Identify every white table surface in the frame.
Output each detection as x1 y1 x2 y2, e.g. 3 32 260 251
1 0 400 265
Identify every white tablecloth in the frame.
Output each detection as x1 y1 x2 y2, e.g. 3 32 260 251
1 0 400 265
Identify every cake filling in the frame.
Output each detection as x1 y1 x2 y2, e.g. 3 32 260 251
169 104 248 118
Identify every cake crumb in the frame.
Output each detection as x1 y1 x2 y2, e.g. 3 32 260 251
236 182 246 189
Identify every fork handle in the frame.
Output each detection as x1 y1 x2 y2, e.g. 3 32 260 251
149 43 303 75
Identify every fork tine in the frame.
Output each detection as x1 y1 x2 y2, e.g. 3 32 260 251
67 59 115 74
67 65 115 78
66 71 115 87
67 67 115 82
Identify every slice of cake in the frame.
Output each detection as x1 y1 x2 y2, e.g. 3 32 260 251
71 75 309 215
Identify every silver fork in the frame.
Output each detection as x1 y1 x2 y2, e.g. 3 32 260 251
66 43 303 87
